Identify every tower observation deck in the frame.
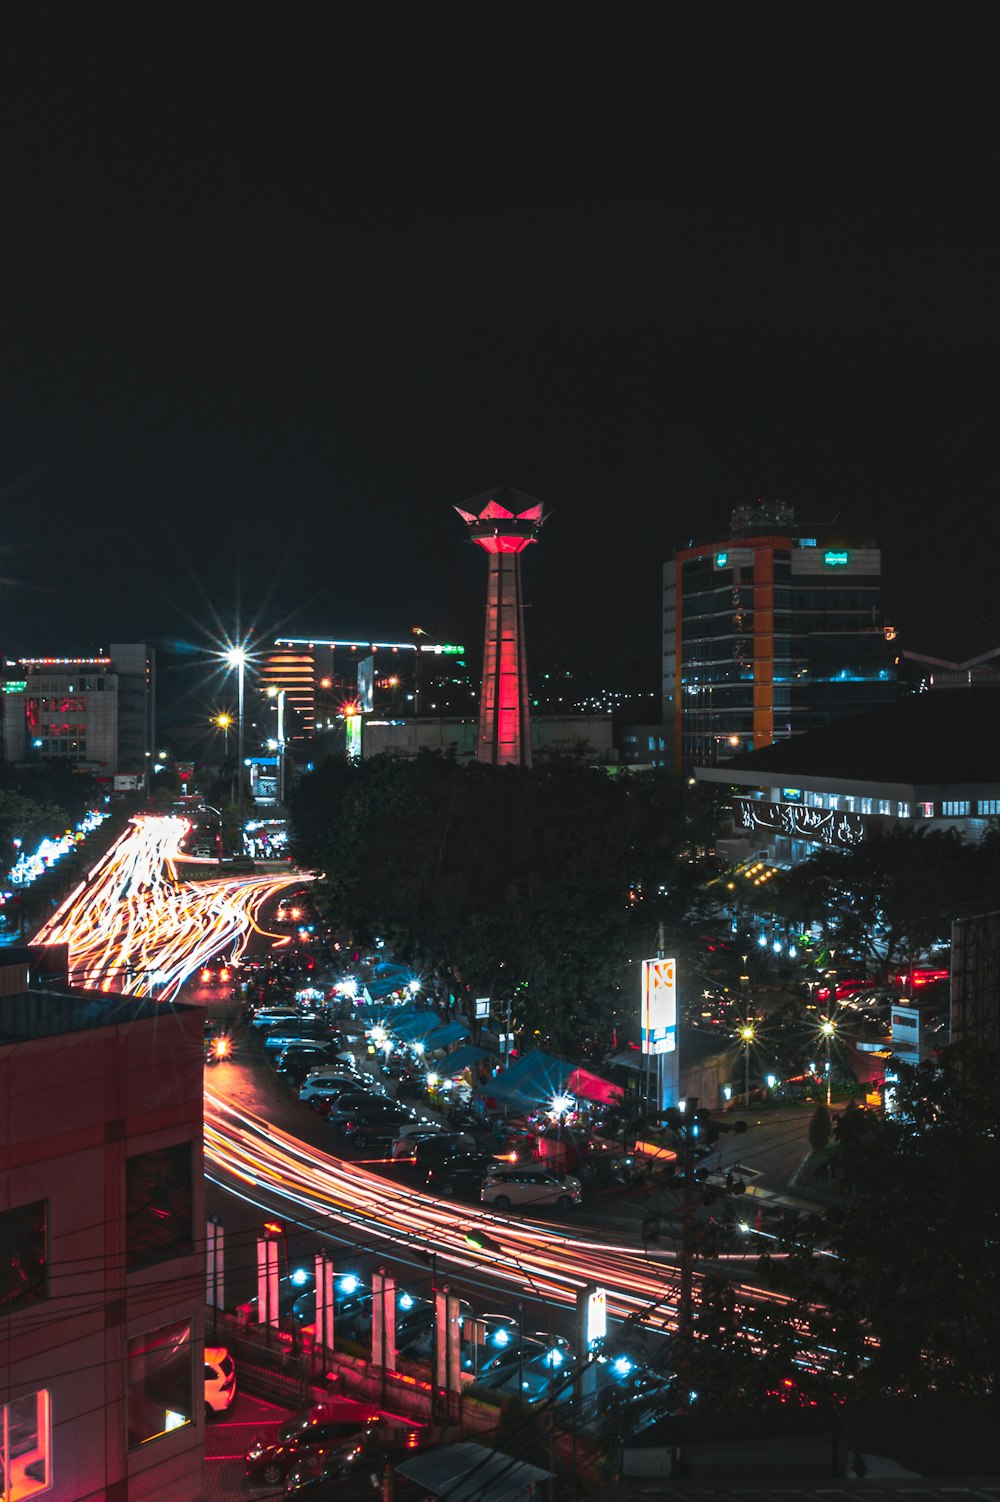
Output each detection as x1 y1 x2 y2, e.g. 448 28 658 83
455 487 547 767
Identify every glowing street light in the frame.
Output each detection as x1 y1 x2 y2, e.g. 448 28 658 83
214 711 233 757
222 645 248 846
738 1020 755 1106
819 1016 837 1105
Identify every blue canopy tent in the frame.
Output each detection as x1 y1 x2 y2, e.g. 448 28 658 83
386 1009 442 1040
421 1019 471 1052
475 1050 575 1113
436 1043 492 1079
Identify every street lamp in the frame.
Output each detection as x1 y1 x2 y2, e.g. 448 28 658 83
819 1016 837 1106
214 711 232 758
266 685 287 803
224 646 248 848
738 1020 755 1107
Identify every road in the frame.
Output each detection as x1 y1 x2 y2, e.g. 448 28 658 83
30 814 804 1358
31 813 303 1000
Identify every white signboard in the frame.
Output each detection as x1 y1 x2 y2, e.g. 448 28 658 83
641 957 677 1056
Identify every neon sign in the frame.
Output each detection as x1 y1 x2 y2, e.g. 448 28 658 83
824 550 849 566
714 552 729 567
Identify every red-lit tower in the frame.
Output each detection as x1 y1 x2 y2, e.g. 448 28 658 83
455 487 547 767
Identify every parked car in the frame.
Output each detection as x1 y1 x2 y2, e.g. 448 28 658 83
325 1092 407 1129
333 1102 413 1148
425 1151 503 1199
411 1132 480 1169
480 1167 583 1211
276 1043 356 1074
262 1021 326 1051
389 1123 461 1160
244 1399 380 1486
250 1006 302 1030
204 1345 237 1417
299 1071 368 1106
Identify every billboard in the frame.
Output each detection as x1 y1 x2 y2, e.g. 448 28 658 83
641 957 676 1055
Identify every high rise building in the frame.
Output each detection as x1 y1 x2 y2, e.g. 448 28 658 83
262 636 471 743
664 499 896 769
455 487 546 768
1 643 155 779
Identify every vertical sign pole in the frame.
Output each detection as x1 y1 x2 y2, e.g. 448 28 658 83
315 1248 335 1376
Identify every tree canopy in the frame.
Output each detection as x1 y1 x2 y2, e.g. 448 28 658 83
716 1041 1000 1405
287 751 711 1052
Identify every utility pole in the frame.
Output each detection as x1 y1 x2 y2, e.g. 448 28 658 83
660 1100 749 1428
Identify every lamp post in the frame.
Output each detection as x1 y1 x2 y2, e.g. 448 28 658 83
225 646 247 849
739 1021 755 1107
266 686 287 804
214 711 232 760
820 1017 836 1107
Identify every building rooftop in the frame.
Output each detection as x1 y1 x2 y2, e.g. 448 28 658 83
0 987 197 1044
715 687 1000 786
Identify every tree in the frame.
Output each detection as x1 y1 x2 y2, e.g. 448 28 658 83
762 1040 1000 1398
287 752 698 1050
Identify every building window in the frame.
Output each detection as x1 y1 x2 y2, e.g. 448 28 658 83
125 1143 193 1269
0 1201 47 1313
127 1320 193 1449
1 1389 51 1499
942 801 970 817
897 801 910 818
861 797 873 814
918 801 934 818
977 800 1000 816
878 799 891 815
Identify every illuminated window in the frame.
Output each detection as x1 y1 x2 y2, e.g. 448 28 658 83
918 801 934 818
861 797 873 814
878 799 891 815
1 1389 51 1499
125 1143 193 1269
127 1320 193 1449
897 801 910 818
942 801 970 817
0 1201 47 1313
977 800 1000 816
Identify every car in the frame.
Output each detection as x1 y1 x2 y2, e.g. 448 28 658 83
425 1151 503 1199
325 1092 407 1127
411 1132 481 1169
276 1044 355 1074
389 1123 463 1160
299 1071 368 1105
334 1104 413 1148
480 1167 583 1211
250 1006 303 1030
244 1398 380 1486
199 955 236 987
204 1344 237 1416
283 1425 437 1497
262 1020 326 1051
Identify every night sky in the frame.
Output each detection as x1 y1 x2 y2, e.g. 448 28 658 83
1 5 998 710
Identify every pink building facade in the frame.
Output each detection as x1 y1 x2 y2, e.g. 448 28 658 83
1 988 204 1502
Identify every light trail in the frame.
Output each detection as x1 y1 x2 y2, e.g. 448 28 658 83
33 816 793 1349
32 815 303 1000
204 1089 793 1340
